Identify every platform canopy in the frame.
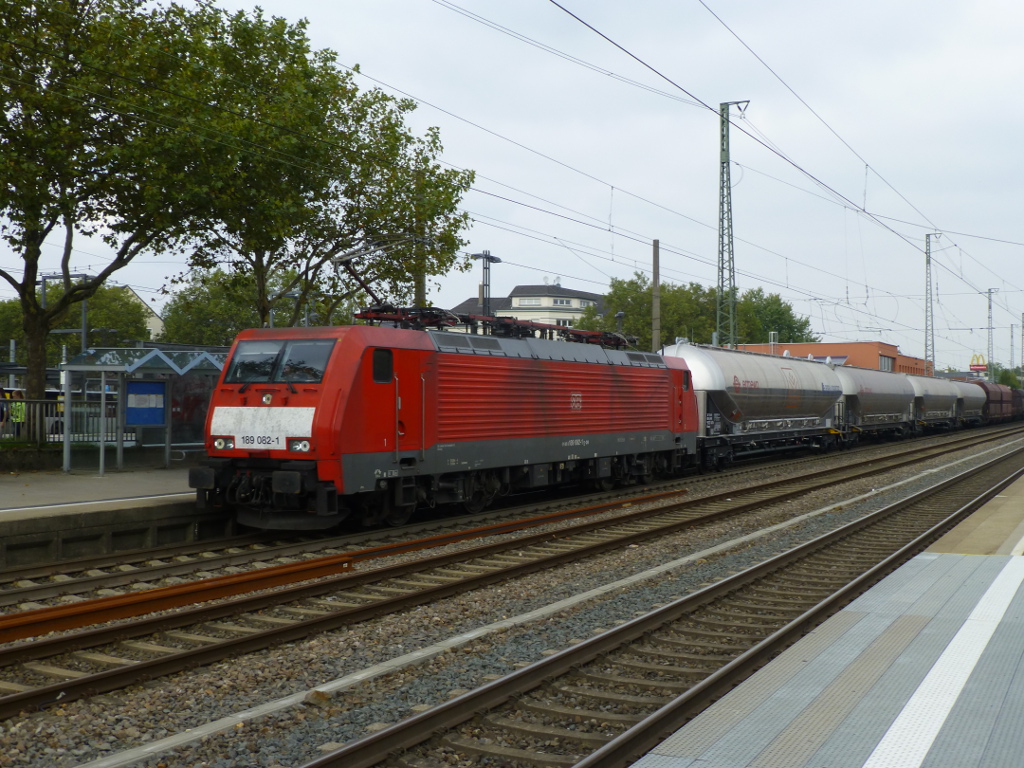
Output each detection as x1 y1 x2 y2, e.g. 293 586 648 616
57 347 226 475
63 347 226 375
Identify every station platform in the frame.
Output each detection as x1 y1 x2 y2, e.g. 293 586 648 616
0 467 220 568
634 474 1024 768
0 466 193 515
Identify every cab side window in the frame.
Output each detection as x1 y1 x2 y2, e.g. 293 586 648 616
372 349 393 383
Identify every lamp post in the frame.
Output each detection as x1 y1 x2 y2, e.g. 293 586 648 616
472 251 501 318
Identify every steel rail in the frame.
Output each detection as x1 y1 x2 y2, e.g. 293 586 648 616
2 426 1015 609
0 425 1007 647
0 430 1017 720
298 447 1024 768
0 486 689 610
0 487 685 643
574 458 1024 768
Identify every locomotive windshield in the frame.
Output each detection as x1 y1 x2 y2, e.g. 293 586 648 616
225 339 336 384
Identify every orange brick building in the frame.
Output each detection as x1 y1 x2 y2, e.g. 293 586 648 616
737 341 932 376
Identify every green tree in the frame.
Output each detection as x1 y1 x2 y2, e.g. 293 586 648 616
0 1 472 397
575 274 714 349
995 366 1020 389
178 16 473 327
735 287 818 345
575 273 816 350
0 284 150 367
0 1 228 396
159 267 374 346
158 270 258 347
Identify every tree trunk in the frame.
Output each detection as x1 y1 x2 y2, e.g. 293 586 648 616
22 309 51 400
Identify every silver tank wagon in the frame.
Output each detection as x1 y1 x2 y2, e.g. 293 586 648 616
952 379 986 424
661 344 843 463
832 366 915 435
907 375 960 426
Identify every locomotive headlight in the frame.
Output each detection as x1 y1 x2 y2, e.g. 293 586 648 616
289 439 311 452
213 437 235 450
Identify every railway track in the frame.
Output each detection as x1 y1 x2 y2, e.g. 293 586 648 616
2 425 1017 614
303 445 1024 768
0 427 1018 720
0 486 693 619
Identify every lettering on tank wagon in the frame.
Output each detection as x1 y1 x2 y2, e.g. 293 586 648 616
821 383 842 393
732 375 760 390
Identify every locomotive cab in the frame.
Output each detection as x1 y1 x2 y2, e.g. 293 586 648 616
189 332 346 529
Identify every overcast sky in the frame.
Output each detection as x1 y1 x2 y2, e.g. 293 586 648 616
4 0 1023 371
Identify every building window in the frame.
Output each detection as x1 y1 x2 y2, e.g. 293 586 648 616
556 319 572 327
553 298 571 306
879 355 895 372
519 298 541 306
579 299 594 307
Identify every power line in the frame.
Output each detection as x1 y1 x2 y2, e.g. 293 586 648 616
542 0 1017 319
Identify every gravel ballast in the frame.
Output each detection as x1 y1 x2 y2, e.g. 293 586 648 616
1 436 1020 768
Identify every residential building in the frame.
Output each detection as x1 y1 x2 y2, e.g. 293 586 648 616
118 286 165 340
450 282 604 328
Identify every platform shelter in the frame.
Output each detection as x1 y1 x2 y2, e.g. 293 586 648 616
60 347 225 473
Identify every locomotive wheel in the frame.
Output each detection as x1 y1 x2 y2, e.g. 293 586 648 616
463 472 498 514
464 494 488 514
381 502 415 527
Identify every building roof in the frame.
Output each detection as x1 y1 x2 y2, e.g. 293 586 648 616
507 284 603 301
448 284 605 316
448 296 513 315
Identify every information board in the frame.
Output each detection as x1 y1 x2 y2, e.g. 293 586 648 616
125 381 167 426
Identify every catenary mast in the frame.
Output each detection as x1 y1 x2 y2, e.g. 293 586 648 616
717 100 747 348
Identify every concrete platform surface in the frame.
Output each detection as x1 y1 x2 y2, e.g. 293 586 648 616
634 553 1024 768
928 473 1024 556
0 466 193 512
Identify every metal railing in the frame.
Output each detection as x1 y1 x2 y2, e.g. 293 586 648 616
0 399 136 447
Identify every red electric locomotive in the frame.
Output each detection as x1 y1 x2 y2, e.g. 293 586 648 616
189 308 700 529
